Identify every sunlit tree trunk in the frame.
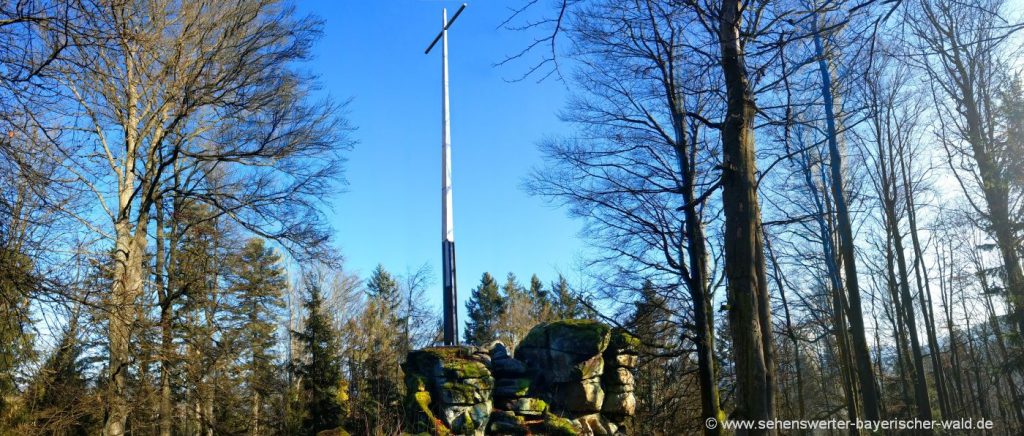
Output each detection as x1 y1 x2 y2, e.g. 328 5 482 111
811 17 880 423
718 1 774 429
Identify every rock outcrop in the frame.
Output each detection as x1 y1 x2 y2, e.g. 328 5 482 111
403 347 494 436
402 320 638 435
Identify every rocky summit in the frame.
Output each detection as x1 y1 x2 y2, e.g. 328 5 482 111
401 320 639 435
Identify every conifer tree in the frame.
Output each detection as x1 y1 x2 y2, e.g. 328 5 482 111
292 283 344 435
351 264 405 432
628 280 688 433
227 238 287 435
464 272 505 345
366 264 401 316
23 309 96 434
527 274 553 321
0 246 35 412
550 275 584 320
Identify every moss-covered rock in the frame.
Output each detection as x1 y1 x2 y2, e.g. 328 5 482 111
498 397 548 416
493 377 532 399
488 410 529 435
606 328 640 356
403 320 636 435
403 346 493 435
518 320 611 383
576 413 620 435
519 320 611 357
490 357 527 377
602 367 634 387
404 390 450 436
541 412 579 436
601 391 636 417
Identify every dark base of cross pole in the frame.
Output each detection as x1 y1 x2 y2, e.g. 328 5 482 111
442 239 458 346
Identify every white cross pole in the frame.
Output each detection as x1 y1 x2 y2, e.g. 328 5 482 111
426 3 466 346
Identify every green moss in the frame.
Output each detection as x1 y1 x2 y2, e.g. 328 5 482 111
407 391 450 436
542 411 579 436
521 320 611 352
489 412 529 435
512 377 531 396
441 358 491 380
525 398 549 413
607 328 641 353
441 380 475 395
413 391 432 415
405 346 493 382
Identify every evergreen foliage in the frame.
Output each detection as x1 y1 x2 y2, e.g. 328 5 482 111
464 272 505 345
226 238 287 433
292 283 345 435
550 275 585 320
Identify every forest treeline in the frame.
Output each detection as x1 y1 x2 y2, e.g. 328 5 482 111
3 0 1024 435
506 0 1024 434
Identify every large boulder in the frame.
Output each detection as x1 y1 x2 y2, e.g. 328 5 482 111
403 346 494 436
517 320 611 384
402 322 639 435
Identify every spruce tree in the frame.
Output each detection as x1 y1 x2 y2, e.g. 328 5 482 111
24 310 95 435
464 272 505 345
227 238 287 434
627 280 686 433
0 245 35 412
366 264 401 315
550 275 584 320
527 274 552 320
364 264 405 359
292 282 344 435
353 264 405 432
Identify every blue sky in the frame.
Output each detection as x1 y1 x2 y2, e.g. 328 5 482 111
296 1 585 314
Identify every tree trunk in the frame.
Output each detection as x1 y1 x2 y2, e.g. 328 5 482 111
899 151 952 419
936 243 966 416
765 238 804 419
800 139 860 424
811 24 881 422
718 1 773 429
877 139 933 422
670 80 723 436
157 199 173 436
105 191 150 435
959 290 989 419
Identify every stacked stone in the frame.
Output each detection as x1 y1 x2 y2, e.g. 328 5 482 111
601 330 639 431
516 320 637 435
401 321 638 435
483 342 540 434
402 346 494 436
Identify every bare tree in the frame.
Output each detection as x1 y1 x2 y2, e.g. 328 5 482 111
11 1 350 433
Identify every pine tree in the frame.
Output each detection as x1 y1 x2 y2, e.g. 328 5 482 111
464 272 505 345
227 238 287 435
550 275 584 320
292 283 344 435
0 245 35 413
366 264 401 316
627 280 688 434
528 274 553 321
351 264 405 432
23 309 96 435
